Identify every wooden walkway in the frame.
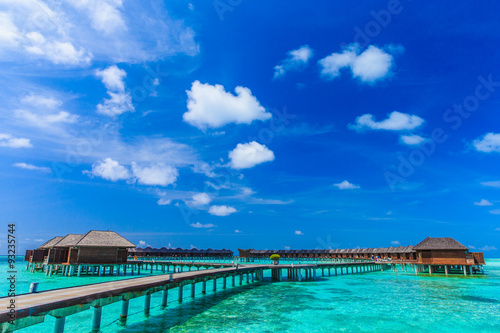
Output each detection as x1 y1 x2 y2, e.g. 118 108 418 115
0 261 383 332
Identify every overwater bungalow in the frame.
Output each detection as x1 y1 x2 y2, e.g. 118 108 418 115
413 237 485 275
238 237 483 271
129 247 233 259
25 230 135 265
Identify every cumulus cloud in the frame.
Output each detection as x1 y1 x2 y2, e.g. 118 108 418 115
0 133 32 148
474 199 493 206
273 45 313 78
13 163 51 173
400 134 426 146
208 205 237 216
235 229 242 233
480 245 497 251
131 163 178 186
489 209 500 215
473 133 500 153
350 111 424 131
190 222 216 228
295 230 303 235
319 44 402 83
95 65 134 116
229 141 275 169
88 158 131 181
183 81 271 130
190 193 212 206
390 240 400 245
96 65 127 91
334 180 360 190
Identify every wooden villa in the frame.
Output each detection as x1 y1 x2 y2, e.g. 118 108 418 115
413 237 485 275
25 230 135 265
238 236 485 275
129 247 233 259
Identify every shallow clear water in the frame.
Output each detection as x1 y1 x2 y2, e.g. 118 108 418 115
2 257 499 332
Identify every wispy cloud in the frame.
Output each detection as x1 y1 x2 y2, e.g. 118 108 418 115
190 222 216 228
474 199 493 206
13 163 51 173
0 133 32 148
274 45 314 78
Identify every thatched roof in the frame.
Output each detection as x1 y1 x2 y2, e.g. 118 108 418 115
413 237 468 251
54 234 84 247
38 236 64 249
74 230 136 248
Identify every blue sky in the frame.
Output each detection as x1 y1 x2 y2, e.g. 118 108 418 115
0 0 499 256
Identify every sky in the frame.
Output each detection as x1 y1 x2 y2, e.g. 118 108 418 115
0 0 499 256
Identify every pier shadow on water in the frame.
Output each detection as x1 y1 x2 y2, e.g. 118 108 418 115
105 281 320 333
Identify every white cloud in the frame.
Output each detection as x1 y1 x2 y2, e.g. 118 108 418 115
480 245 497 251
13 162 51 173
0 12 22 47
15 110 78 126
235 229 242 233
88 158 131 181
0 133 32 148
400 134 426 146
273 45 313 78
208 205 237 216
190 193 212 206
334 180 360 190
21 94 62 109
481 181 500 188
183 81 271 130
137 240 150 247
68 0 126 35
131 163 178 186
0 1 198 65
24 31 92 66
96 92 134 116
96 65 134 116
468 245 477 250
95 65 127 92
284 246 291 250
295 230 303 235
190 222 216 228
350 111 424 131
474 199 493 206
390 241 400 245
489 209 500 215
229 141 275 169
157 198 172 205
319 44 402 83
473 133 500 153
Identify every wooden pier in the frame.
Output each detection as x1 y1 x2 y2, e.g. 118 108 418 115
1 262 384 332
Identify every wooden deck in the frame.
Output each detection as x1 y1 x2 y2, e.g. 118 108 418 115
0 261 383 332
0 265 263 324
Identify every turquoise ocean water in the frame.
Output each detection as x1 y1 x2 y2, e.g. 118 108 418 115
1 257 499 332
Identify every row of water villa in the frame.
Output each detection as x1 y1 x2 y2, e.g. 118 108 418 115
1 231 487 332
